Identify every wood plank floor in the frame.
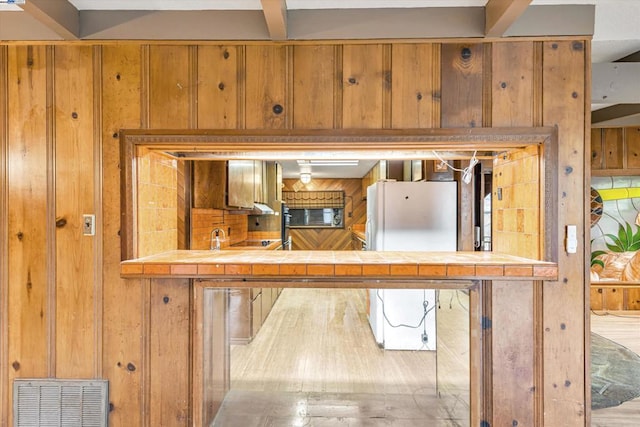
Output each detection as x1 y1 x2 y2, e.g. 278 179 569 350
591 310 640 427
213 288 470 426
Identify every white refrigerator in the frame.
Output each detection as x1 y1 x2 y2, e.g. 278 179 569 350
366 181 457 351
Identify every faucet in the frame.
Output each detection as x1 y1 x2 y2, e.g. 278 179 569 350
210 228 226 250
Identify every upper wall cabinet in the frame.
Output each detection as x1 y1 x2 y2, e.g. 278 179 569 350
194 160 265 209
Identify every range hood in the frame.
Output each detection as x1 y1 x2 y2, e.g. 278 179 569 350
251 202 275 215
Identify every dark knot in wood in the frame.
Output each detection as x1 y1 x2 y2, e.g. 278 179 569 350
272 104 283 115
461 47 472 60
55 217 67 228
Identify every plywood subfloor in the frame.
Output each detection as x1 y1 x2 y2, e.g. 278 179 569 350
591 311 640 427
215 288 470 426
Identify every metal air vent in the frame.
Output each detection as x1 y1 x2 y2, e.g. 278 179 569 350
13 379 108 427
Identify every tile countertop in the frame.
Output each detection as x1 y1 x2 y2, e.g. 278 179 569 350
120 250 558 285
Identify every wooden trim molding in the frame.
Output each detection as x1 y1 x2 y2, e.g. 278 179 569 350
0 44 9 427
120 127 558 262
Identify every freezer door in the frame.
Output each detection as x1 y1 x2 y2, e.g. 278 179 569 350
380 181 457 251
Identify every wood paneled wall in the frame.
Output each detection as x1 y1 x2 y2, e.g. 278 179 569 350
283 178 365 251
0 41 589 426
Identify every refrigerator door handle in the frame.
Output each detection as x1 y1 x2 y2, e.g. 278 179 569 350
365 218 371 250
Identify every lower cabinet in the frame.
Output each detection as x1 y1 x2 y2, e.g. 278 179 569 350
230 285 282 344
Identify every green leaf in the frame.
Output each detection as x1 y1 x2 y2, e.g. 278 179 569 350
617 224 629 248
591 250 607 259
627 241 640 252
626 222 634 245
591 259 605 269
606 242 624 252
604 233 624 252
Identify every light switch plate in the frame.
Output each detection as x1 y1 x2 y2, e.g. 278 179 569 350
83 214 95 236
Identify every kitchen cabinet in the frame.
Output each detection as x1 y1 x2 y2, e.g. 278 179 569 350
227 160 255 208
193 160 268 210
230 285 281 344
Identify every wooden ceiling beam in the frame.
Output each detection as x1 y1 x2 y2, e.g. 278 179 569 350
260 0 287 41
591 104 640 127
485 0 532 37
19 0 79 40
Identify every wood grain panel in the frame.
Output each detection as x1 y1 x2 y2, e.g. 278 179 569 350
441 43 484 128
491 42 534 127
603 128 623 169
625 127 640 169
150 279 191 427
0 44 7 427
591 128 603 170
441 43 484 252
283 178 365 250
541 40 587 427
54 45 97 378
342 44 384 129
491 280 536 426
391 44 440 128
245 45 288 129
604 288 625 310
590 286 604 311
6 46 49 398
627 289 640 309
149 46 191 129
292 45 336 129
197 46 240 129
100 44 144 427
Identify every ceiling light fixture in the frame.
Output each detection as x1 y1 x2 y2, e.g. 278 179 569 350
300 173 311 184
296 159 359 167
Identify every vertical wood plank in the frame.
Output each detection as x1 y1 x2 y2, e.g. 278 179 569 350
149 279 191 427
542 40 587 426
245 45 288 129
54 45 96 378
625 127 640 169
0 44 8 427
627 289 640 309
5 46 49 427
441 43 484 251
101 44 144 427
390 44 440 128
604 288 625 310
197 46 240 129
491 42 534 127
441 43 484 128
491 280 536 427
603 128 624 169
589 287 604 311
149 46 191 129
292 45 336 129
342 44 384 129
591 128 603 170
